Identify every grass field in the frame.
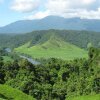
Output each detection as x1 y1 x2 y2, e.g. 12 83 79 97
0 98 5 100
67 94 100 100
15 35 88 60
0 84 35 100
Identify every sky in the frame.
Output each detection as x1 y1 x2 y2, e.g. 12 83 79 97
0 0 100 26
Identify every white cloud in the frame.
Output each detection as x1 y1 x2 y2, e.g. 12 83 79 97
45 0 70 13
82 0 96 5
79 8 100 19
49 8 100 20
44 0 100 19
11 0 40 13
46 0 96 13
25 10 50 20
24 0 100 20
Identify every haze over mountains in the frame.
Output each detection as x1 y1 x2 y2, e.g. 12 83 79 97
0 16 100 34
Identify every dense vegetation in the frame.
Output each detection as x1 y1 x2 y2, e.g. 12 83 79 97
0 30 100 49
0 29 100 60
0 47 100 100
67 94 100 100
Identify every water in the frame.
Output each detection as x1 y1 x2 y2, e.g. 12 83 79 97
20 55 40 65
5 48 11 53
5 48 40 65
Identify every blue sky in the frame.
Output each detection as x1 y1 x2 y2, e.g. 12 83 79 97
0 0 100 26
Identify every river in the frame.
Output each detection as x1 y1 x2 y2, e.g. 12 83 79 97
20 55 40 65
5 48 40 65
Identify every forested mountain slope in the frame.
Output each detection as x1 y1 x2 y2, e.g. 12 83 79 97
0 30 100 49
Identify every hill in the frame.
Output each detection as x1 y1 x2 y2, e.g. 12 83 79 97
67 94 100 100
0 16 100 33
15 34 88 60
0 84 35 100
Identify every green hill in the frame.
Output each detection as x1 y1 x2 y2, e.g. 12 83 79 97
67 94 100 100
15 34 88 60
0 84 35 100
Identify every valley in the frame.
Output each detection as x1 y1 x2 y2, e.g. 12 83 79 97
0 16 100 100
0 29 100 60
0 29 99 100
0 0 100 99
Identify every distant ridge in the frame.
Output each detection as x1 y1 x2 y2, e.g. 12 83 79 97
0 16 100 33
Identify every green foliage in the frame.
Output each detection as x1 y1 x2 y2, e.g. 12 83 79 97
0 30 100 49
0 47 99 100
67 94 100 100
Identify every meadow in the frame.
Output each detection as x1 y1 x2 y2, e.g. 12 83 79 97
67 94 100 100
0 84 35 100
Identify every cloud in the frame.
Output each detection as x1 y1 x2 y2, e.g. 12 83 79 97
79 8 100 19
46 0 96 13
25 10 50 20
81 0 96 5
24 0 100 19
11 0 40 13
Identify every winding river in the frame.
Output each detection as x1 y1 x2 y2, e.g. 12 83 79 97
5 48 40 65
19 55 40 65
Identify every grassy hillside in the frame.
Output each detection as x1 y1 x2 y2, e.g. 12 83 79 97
0 84 35 100
15 35 88 60
67 94 100 100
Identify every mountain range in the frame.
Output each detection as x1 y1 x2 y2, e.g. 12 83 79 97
0 16 100 34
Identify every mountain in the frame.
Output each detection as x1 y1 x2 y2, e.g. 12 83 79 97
0 16 100 33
